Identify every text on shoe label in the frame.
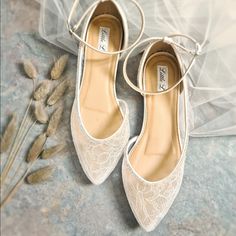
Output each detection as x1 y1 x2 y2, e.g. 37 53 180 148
98 27 110 52
157 65 168 91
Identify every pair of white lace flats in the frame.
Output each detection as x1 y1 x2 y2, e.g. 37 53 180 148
68 0 201 232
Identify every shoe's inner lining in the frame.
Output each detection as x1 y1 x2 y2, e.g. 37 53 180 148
79 15 123 139
129 52 181 181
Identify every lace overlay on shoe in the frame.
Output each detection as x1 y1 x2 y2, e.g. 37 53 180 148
122 152 185 231
71 100 130 184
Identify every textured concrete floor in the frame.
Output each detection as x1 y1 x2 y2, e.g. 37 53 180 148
1 1 236 235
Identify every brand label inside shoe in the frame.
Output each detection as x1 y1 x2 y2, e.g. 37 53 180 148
98 27 110 52
157 65 168 91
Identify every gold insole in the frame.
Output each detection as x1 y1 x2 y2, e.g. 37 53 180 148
79 15 123 139
130 52 181 181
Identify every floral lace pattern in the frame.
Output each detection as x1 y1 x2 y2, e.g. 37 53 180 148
122 143 186 232
71 100 130 184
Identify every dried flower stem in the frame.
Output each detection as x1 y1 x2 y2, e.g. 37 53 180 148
1 56 70 208
1 119 36 191
4 120 37 192
0 161 35 208
0 113 17 153
1 104 32 183
1 80 36 185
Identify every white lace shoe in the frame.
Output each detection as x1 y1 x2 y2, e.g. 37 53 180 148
68 0 144 185
122 36 201 231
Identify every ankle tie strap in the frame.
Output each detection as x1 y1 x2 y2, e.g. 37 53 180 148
123 34 202 96
67 0 145 55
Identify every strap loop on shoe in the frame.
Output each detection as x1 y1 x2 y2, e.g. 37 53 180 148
67 0 145 55
123 34 202 96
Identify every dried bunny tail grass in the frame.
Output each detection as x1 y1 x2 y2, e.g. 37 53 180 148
23 60 37 80
34 80 51 101
26 166 55 184
41 144 65 159
46 106 63 137
34 102 48 124
51 54 69 80
0 114 17 153
47 79 71 106
26 133 47 163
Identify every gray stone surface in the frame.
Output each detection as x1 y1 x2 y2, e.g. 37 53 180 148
1 0 236 236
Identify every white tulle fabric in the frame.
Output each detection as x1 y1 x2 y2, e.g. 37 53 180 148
134 0 236 137
72 100 130 185
34 0 236 137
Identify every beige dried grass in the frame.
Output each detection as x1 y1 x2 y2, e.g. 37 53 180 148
26 166 54 184
0 114 17 153
33 80 51 101
47 79 70 106
41 144 65 159
34 102 48 124
46 106 63 137
26 133 47 163
51 54 69 80
23 60 37 80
